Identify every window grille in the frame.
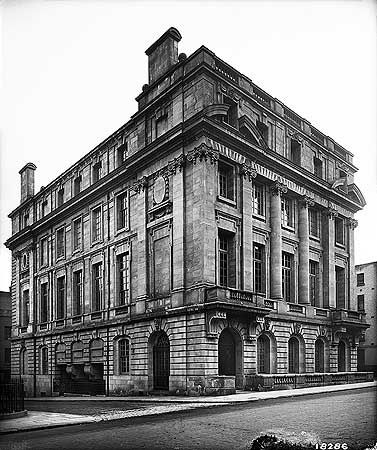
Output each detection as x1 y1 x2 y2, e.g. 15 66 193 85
119 339 130 374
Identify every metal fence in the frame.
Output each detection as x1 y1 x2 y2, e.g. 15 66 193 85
0 380 25 414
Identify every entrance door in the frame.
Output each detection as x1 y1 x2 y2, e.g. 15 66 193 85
153 333 170 390
218 329 236 376
338 341 346 372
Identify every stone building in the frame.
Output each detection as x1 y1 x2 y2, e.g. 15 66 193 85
0 291 12 383
5 28 372 397
356 261 377 374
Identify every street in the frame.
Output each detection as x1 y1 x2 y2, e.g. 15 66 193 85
1 388 376 450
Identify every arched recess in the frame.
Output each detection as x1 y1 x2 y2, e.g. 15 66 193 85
257 332 277 374
288 335 306 373
338 339 350 372
20 347 28 375
148 331 170 391
218 327 243 388
89 338 104 363
314 338 325 373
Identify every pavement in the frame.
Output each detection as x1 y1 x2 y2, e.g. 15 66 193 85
0 380 375 435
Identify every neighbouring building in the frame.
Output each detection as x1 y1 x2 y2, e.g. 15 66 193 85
0 291 12 383
356 262 377 374
5 28 372 397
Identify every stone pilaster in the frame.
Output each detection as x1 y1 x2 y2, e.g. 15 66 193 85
347 218 358 311
133 178 148 314
240 164 257 291
270 181 287 299
298 196 314 304
172 163 185 307
322 206 337 308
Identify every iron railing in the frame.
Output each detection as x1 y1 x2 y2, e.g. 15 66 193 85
0 380 25 414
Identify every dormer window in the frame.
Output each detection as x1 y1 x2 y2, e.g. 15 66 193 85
223 96 237 128
92 162 102 183
256 120 269 145
289 139 301 165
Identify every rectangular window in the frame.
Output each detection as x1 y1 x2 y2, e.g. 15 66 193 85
40 283 48 323
282 252 294 302
92 162 102 183
223 96 238 127
357 273 365 287
335 217 344 245
117 254 129 306
252 184 265 217
117 143 128 166
56 276 66 320
40 347 48 375
335 266 346 309
308 208 320 238
116 192 128 230
218 162 235 201
40 237 48 267
21 290 30 327
73 175 82 196
92 263 102 312
314 157 323 178
309 260 319 306
72 270 82 316
289 139 301 165
56 228 65 259
92 207 102 242
281 197 294 228
357 294 365 312
253 243 265 294
41 200 47 218
218 231 235 288
57 188 64 207
73 218 82 251
119 339 130 374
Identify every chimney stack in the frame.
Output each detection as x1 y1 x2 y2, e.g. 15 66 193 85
145 27 182 84
19 163 36 203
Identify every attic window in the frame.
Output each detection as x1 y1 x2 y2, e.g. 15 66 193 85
289 139 301 165
223 96 238 128
314 157 322 178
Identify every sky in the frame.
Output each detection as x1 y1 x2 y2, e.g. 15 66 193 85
1 0 376 292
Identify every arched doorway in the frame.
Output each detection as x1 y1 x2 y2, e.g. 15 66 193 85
153 333 170 390
315 339 325 373
218 328 236 376
288 336 300 373
338 340 346 372
257 334 271 374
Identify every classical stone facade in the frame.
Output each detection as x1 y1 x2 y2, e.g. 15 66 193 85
356 261 377 374
5 28 372 397
0 291 11 383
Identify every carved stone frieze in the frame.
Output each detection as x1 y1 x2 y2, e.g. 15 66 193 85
186 143 219 165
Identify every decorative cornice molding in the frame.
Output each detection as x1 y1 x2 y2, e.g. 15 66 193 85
154 154 185 179
270 180 288 196
186 143 219 165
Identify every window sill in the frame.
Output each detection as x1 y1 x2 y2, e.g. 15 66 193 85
252 214 266 222
115 226 130 237
309 234 320 242
335 242 346 249
282 225 295 233
217 196 236 207
114 305 129 315
71 315 82 324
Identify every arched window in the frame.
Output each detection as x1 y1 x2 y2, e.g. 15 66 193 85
40 346 49 375
338 340 346 372
257 334 270 374
218 328 236 376
119 338 130 374
288 337 300 373
20 348 28 375
55 343 66 365
71 341 84 363
315 339 325 373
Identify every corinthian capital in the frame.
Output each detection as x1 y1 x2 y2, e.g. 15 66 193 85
270 180 288 196
347 218 358 229
186 143 219 165
299 195 315 208
240 163 257 182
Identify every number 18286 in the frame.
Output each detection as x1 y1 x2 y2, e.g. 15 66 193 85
315 444 348 450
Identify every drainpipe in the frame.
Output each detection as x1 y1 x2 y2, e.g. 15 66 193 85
106 193 111 396
32 235 37 398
